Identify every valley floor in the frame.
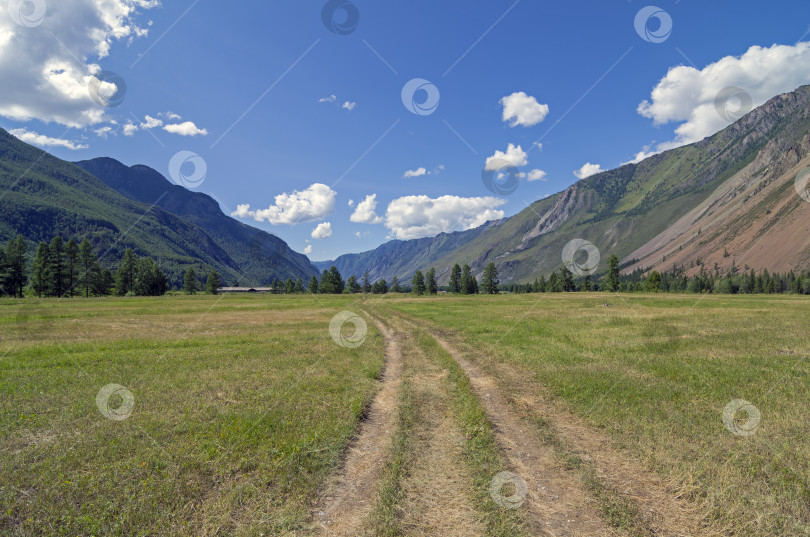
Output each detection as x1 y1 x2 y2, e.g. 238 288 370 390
1 293 808 536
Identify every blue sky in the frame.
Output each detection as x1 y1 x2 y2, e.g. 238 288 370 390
3 0 810 260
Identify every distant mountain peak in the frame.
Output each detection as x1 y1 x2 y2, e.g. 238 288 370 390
324 85 810 283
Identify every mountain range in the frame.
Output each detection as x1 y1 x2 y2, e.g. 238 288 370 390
3 85 810 288
318 85 810 283
0 129 318 287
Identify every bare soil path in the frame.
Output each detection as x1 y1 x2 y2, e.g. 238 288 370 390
407 319 615 537
387 315 486 537
312 306 716 537
397 312 718 537
312 319 403 536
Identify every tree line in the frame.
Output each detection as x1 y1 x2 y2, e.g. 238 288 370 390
310 257 810 296
0 234 223 298
500 254 810 295
7 234 808 298
303 262 501 296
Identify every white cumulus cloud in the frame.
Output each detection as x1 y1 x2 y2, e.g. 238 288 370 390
94 126 114 139
231 183 337 225
350 194 384 224
485 143 528 171
0 0 158 128
121 113 205 137
638 41 810 150
318 94 356 112
311 222 332 240
9 128 88 150
384 195 506 240
574 163 602 179
520 169 547 182
404 165 443 178
140 115 163 129
500 92 549 127
163 121 208 136
303 245 313 254
403 167 428 178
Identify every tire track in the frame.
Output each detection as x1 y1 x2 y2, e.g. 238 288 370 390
398 312 717 537
394 314 613 537
312 319 402 536
386 316 486 537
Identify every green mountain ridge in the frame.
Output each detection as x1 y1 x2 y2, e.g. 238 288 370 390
0 129 318 287
75 157 319 285
313 222 498 280
323 85 810 284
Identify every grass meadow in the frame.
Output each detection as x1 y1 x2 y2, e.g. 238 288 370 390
383 293 810 535
1 292 809 535
0 295 384 536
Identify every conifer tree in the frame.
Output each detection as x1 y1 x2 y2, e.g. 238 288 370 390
426 267 438 295
47 236 66 297
64 239 79 297
31 242 49 298
329 266 345 294
606 254 620 292
115 249 137 296
78 239 97 298
412 270 426 295
5 236 27 298
481 262 499 294
460 264 475 294
183 267 199 294
206 271 221 294
449 264 462 293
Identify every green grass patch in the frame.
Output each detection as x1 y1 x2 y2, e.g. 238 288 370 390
0 294 384 536
384 292 810 536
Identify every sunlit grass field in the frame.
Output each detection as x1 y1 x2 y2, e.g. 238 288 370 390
0 295 384 536
382 292 810 535
1 292 809 536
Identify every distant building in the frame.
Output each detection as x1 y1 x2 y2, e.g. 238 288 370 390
217 287 272 293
